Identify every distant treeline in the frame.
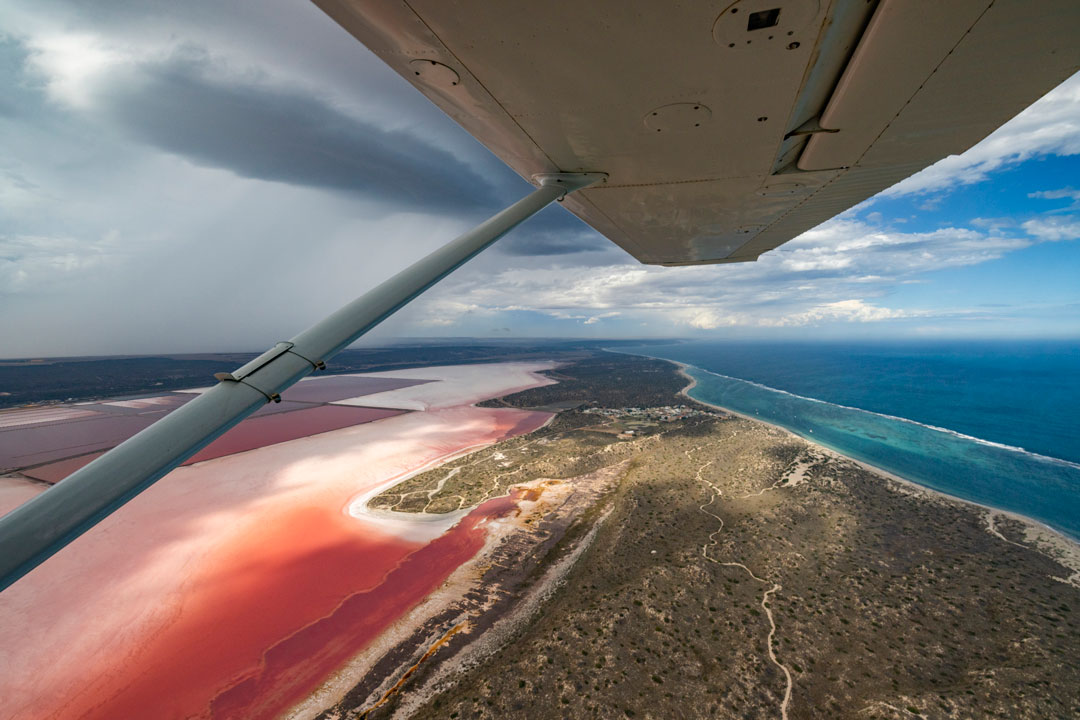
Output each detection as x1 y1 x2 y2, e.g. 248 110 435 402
478 352 687 410
0 340 676 408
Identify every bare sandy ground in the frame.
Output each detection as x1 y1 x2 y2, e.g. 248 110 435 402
0 362 556 720
334 362 558 411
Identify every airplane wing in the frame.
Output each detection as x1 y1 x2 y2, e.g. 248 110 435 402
313 0 1080 265
4 0 1079 592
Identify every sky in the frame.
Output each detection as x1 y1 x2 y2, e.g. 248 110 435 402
1 0 1079 358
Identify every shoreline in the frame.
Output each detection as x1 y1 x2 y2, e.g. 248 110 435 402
353 351 1080 719
609 347 1080 471
667 361 1080 581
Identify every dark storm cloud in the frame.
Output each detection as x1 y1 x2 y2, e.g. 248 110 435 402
102 51 502 211
498 231 610 256
494 203 624 258
0 37 39 119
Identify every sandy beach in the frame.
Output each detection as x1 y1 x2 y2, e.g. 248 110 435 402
672 361 1080 586
369 352 1080 720
4 353 1077 720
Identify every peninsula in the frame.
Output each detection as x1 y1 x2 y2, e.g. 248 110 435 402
318 353 1080 720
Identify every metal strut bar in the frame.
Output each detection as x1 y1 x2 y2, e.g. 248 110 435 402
0 172 606 592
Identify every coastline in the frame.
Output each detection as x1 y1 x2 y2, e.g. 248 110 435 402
287 352 1079 718
669 360 1080 585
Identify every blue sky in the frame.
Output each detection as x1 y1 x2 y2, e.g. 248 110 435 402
817 154 1080 339
0 0 1078 356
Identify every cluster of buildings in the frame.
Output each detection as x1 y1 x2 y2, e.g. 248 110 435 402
582 404 711 423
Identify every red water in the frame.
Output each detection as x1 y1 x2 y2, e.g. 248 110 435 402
0 401 552 720
58 489 520 720
210 495 519 720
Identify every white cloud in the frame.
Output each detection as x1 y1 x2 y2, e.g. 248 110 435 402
413 300 489 327
412 213 1051 332
0 2 1077 354
1029 187 1080 212
584 312 620 325
1028 187 1080 202
417 168 1080 335
1021 215 1080 242
0 232 121 294
777 220 1030 275
884 73 1080 197
767 299 915 327
25 33 126 108
677 309 739 330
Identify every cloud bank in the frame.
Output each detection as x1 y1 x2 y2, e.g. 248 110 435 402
1 0 1078 356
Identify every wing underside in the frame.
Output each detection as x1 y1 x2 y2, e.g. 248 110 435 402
314 0 1080 265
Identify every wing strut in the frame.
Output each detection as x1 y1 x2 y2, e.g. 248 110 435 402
0 172 605 592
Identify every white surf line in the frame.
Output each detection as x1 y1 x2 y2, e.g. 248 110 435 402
688 443 793 720
617 347 1080 472
687 365 1080 471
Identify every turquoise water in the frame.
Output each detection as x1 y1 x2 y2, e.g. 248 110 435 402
623 341 1080 541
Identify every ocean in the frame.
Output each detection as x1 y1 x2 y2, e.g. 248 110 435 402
622 340 1080 541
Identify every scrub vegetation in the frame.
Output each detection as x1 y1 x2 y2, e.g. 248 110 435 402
340 353 1080 720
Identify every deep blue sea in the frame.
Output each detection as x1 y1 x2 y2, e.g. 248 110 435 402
621 340 1080 541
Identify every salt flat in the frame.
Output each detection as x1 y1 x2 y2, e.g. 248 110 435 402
333 361 558 410
0 361 555 720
